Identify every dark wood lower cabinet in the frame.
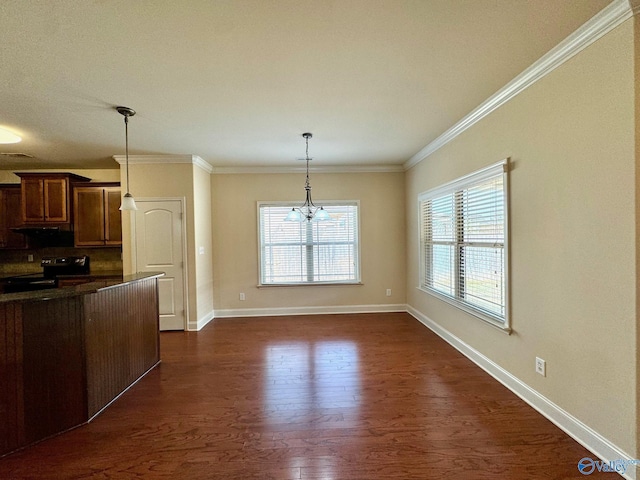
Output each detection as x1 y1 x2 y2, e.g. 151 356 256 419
0 276 160 457
22 298 86 444
0 303 24 456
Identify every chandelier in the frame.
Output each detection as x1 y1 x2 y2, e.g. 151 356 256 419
285 133 330 222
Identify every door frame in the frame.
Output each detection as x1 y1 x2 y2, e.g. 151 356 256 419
129 197 189 330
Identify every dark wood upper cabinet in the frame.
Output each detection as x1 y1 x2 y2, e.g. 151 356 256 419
16 173 91 225
43 178 68 222
0 185 29 249
105 188 122 245
21 177 45 222
73 183 122 247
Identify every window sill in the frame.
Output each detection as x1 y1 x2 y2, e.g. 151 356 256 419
258 282 363 288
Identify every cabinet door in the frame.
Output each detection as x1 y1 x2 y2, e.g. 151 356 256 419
3 188 28 249
0 190 6 247
44 178 68 222
104 188 122 246
22 178 44 222
74 187 105 246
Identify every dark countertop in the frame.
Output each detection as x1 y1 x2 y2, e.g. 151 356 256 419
54 270 125 280
0 270 125 281
0 272 164 304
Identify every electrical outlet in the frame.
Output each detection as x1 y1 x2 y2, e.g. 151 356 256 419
239 293 245 301
386 289 392 297
535 357 546 377
27 254 34 262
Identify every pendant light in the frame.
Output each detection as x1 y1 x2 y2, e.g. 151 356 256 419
285 133 330 222
116 106 137 211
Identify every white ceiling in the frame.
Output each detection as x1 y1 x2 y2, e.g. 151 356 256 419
0 0 611 170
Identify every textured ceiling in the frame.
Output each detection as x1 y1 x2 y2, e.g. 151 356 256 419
0 0 611 170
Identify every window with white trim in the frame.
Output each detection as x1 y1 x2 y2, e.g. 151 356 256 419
419 160 509 328
258 202 360 285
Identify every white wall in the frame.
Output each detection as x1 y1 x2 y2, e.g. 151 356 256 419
120 157 214 331
193 163 214 328
406 18 637 458
211 171 406 315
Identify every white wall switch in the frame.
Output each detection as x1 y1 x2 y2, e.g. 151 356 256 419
535 357 546 377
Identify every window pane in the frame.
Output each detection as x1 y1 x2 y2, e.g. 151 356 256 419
430 194 455 242
263 244 306 283
314 243 355 281
431 244 455 296
461 246 505 317
462 177 504 243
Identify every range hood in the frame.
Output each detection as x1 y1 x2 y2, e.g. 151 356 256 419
11 226 62 236
11 226 74 247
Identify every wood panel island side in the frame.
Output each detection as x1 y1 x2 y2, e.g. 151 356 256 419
0 272 163 457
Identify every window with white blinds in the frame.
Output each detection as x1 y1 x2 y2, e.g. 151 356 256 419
418 160 509 329
258 202 360 285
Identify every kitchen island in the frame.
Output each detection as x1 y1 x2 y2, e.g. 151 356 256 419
0 272 163 457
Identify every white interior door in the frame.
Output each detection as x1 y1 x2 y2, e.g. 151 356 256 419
133 200 186 331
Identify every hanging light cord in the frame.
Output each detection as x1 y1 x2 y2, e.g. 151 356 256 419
304 133 314 208
124 115 130 194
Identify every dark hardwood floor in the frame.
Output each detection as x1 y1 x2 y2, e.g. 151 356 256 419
0 313 609 479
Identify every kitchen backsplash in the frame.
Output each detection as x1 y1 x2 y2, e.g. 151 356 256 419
0 247 123 275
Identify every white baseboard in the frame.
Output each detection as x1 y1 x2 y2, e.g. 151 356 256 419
192 309 214 331
213 303 406 319
406 305 637 480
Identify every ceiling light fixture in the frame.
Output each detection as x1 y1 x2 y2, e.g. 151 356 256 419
116 106 137 211
0 127 22 144
285 133 330 222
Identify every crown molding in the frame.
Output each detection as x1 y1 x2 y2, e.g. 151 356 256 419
113 154 213 174
404 0 634 171
192 156 213 174
112 155 401 174
210 164 405 174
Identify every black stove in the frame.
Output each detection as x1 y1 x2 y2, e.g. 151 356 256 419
41 256 91 277
3 256 90 293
